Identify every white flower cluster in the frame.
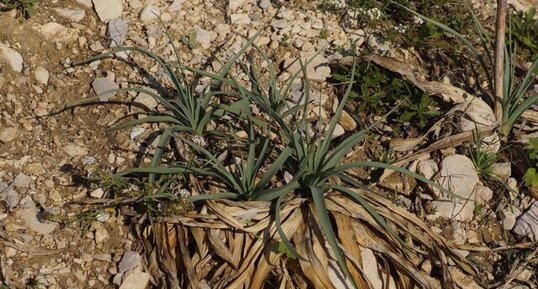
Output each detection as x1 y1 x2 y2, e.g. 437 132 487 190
364 7 383 21
413 15 424 25
394 24 408 34
81 156 96 166
192 135 207 147
329 0 346 9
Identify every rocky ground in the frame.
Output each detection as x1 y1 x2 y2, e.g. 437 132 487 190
0 0 537 288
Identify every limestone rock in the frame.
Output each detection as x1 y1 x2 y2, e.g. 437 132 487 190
107 18 129 48
0 126 18 143
93 0 123 22
34 66 49 85
0 43 23 72
283 52 331 81
118 251 142 273
513 201 538 241
139 6 160 22
92 77 119 101
119 271 150 289
54 8 86 22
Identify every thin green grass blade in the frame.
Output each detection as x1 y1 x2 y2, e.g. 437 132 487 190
273 193 301 260
310 186 358 289
256 147 292 191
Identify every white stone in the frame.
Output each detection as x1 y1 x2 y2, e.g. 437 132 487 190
76 0 92 8
92 77 119 101
16 196 57 235
139 6 160 22
108 18 129 48
135 90 158 109
36 22 77 42
90 188 105 198
118 251 142 273
229 0 247 11
513 201 538 241
93 0 123 22
0 43 23 73
0 127 18 143
432 155 479 222
0 182 19 209
168 0 184 11
230 13 250 25
119 271 150 289
259 0 272 9
474 185 493 205
63 143 88 157
194 27 215 49
331 123 345 139
94 227 109 243
491 162 511 181
130 127 145 139
54 8 86 22
284 52 331 81
417 159 438 180
502 205 521 230
34 66 49 85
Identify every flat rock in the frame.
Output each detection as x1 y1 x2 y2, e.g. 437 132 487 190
139 6 160 21
474 185 493 205
118 251 142 273
230 13 250 25
35 22 77 42
135 90 158 109
34 66 49 85
13 173 32 188
284 52 331 81
0 126 18 143
513 201 538 241
491 162 511 181
119 271 150 289
168 0 184 11
417 159 438 180
0 182 19 210
194 27 215 49
229 0 247 11
259 0 272 9
432 154 479 222
63 143 88 157
92 77 119 101
94 227 109 243
53 8 85 22
502 205 521 230
75 0 92 8
16 196 58 235
0 43 23 73
107 18 129 47
93 0 123 22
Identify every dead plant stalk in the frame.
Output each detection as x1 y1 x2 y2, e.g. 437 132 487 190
494 0 507 123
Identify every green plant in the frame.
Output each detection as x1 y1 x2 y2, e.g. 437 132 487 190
0 0 37 18
523 137 538 188
467 131 498 181
395 1 538 137
332 61 439 131
181 31 199 50
74 30 469 288
509 7 538 60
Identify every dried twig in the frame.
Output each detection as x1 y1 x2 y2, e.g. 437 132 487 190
494 0 508 123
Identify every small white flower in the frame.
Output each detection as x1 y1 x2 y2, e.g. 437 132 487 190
81 156 96 166
192 135 207 147
178 189 190 198
394 24 408 34
413 15 424 25
366 8 382 21
95 210 111 222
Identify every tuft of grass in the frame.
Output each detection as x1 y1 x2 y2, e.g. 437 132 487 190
394 1 538 138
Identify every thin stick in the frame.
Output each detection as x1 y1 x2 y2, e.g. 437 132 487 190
494 0 508 123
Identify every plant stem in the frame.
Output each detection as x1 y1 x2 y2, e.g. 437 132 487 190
494 0 507 124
